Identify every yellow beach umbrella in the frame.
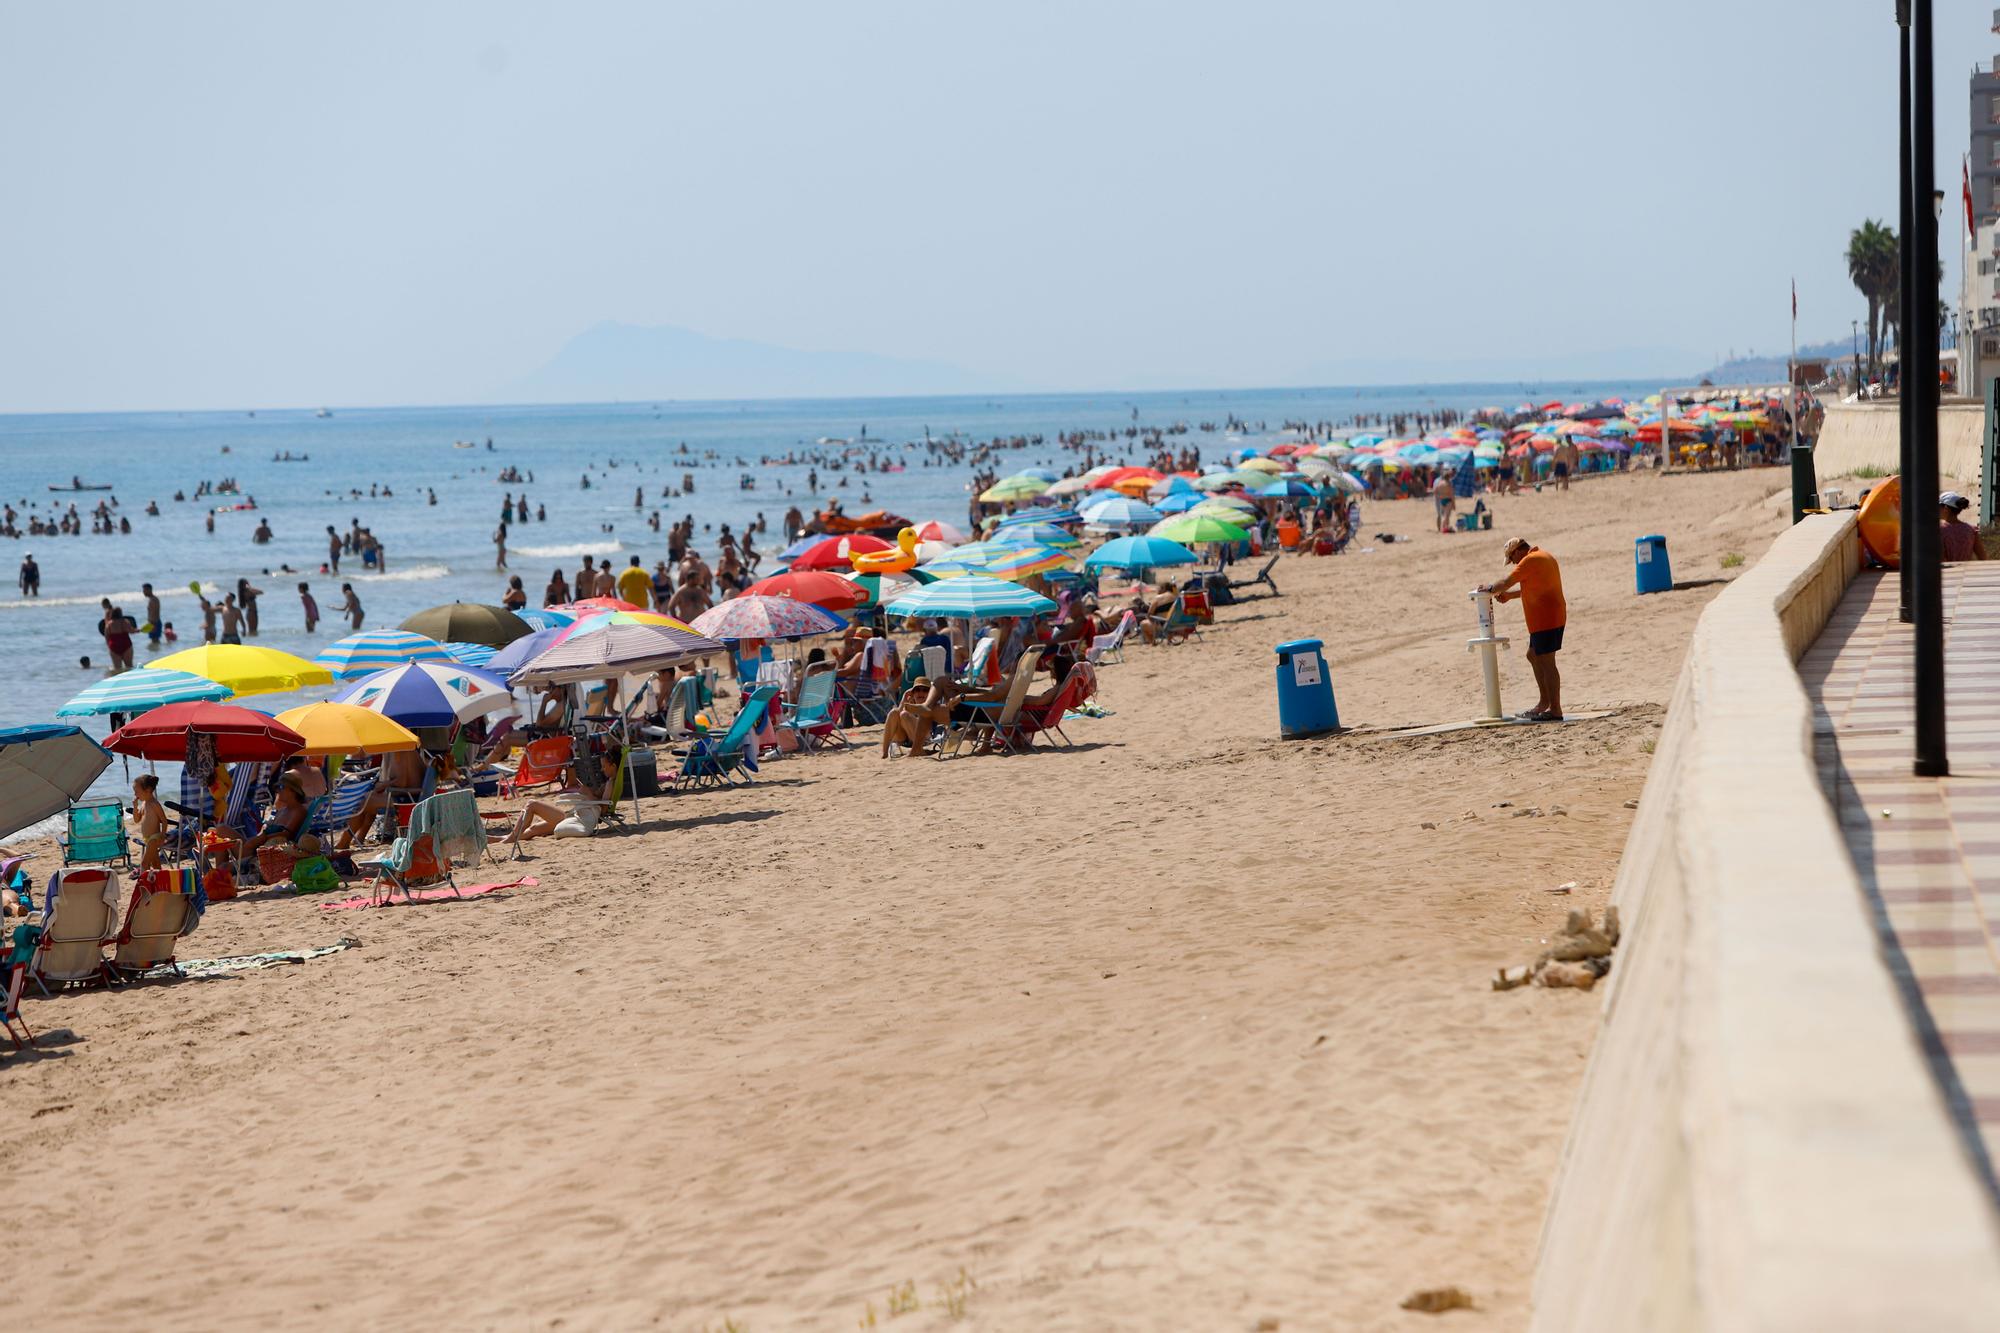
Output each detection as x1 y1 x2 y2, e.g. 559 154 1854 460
1238 457 1285 474
149 645 334 698
273 702 421 757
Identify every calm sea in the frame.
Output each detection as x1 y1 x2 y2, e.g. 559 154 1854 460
0 380 1661 804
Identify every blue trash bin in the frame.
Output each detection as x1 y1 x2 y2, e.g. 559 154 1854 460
1635 534 1672 595
1274 639 1339 738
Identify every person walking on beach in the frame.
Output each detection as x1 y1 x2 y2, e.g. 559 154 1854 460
1552 440 1577 492
1483 537 1566 722
18 553 38 597
298 581 319 632
337 582 364 631
141 582 163 650
1431 472 1455 534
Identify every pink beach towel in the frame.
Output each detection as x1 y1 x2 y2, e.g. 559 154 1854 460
319 876 539 911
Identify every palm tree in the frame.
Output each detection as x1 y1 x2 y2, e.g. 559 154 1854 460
1847 220 1898 377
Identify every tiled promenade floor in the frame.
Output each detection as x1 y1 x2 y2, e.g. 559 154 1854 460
1803 565 2000 1195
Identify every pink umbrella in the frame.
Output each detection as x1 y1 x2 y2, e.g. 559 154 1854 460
690 594 846 642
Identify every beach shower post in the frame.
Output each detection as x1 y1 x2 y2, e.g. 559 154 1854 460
1468 588 1510 722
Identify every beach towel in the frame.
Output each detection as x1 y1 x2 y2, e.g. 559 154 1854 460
138 938 359 980
1452 452 1478 499
402 788 486 867
319 876 536 911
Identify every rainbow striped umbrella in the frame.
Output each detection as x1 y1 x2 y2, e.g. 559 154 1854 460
928 542 1073 582
314 629 455 680
553 609 700 644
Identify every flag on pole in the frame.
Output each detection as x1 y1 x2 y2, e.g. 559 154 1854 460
1967 154 1977 240
1791 278 1797 320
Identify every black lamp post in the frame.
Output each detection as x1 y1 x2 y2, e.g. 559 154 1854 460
1905 0 1948 777
1898 1 1915 620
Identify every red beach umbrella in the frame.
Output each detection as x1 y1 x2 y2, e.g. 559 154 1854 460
105 702 306 763
789 534 893 571
742 570 866 610
1087 466 1165 490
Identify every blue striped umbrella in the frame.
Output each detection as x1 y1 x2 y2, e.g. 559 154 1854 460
438 640 497 667
513 608 576 632
1083 535 1198 572
1079 496 1162 529
994 507 1082 528
315 629 454 680
56 668 232 717
987 522 1079 549
883 574 1056 620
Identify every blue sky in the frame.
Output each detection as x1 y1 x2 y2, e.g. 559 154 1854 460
0 0 1984 411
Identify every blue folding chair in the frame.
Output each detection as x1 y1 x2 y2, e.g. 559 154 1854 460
788 671 847 752
672 686 778 789
60 798 130 869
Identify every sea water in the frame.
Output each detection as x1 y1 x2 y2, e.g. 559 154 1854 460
0 380 1660 805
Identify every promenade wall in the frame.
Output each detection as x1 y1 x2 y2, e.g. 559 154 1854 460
1812 401 1984 484
1531 512 2000 1330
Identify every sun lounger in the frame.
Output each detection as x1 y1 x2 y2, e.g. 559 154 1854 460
948 647 1043 757
112 869 204 979
60 797 131 869
1227 554 1280 598
32 868 121 991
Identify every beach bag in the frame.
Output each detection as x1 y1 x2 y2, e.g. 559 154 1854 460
202 864 237 902
288 855 341 894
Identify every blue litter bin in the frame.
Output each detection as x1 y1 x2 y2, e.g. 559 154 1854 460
1635 534 1672 595
1274 638 1339 738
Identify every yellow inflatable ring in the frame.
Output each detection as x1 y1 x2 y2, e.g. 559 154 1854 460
852 526 919 574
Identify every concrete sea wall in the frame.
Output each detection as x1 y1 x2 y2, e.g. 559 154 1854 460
1530 512 2000 1330
1812 401 1985 484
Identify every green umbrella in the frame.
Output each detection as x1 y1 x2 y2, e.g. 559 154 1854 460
979 476 1050 503
399 602 533 649
1152 514 1249 545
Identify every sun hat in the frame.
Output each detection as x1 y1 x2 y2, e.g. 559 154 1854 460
1941 491 1971 510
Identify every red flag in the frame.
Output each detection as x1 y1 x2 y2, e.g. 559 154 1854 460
1967 155 1977 239
1791 278 1797 320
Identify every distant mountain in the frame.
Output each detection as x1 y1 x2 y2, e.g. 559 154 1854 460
504 322 1006 403
1695 336 1854 385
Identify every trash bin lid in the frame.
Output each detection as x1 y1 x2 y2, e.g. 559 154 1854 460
1274 638 1323 656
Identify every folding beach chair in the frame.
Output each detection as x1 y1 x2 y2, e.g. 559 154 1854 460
787 670 847 752
360 788 488 903
314 771 377 841
672 686 777 789
1227 554 1280 598
502 735 573 798
1087 610 1137 666
216 762 272 841
946 647 1043 758
638 674 703 744
3 920 39 1050
1150 594 1202 645
959 634 995 685
1005 663 1096 751
60 797 131 869
112 869 203 980
31 867 122 992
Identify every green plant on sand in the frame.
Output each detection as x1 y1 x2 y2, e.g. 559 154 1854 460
1720 551 1745 569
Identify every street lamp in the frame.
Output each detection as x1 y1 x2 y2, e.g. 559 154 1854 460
1900 0 1947 777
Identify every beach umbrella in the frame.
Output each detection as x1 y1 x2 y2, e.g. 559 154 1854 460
330 662 513 728
509 622 727 687
743 570 866 610
1192 495 1259 517
994 507 1082 528
149 645 334 698
839 570 919 609
1154 491 1205 514
883 574 1056 621
1255 477 1323 498
1324 472 1366 495
1083 535 1199 572
1194 469 1268 491
548 596 647 616
978 476 1050 503
1147 475 1197 499
272 703 421 758
512 607 576 631
0 725 113 840
913 519 967 544
437 641 497 668
483 627 566 678
105 702 306 763
400 603 532 649
936 543 1073 583
57 669 229 718
1015 467 1061 482
691 595 846 642
1079 496 1162 529
1238 457 1285 474
1044 476 1092 497
1153 514 1249 545
789 533 894 571
1294 456 1339 476
986 522 1079 549
1087 466 1163 490
777 534 821 563
553 609 700 645
313 629 455 680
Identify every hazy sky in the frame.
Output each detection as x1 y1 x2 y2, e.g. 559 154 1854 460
0 0 1985 411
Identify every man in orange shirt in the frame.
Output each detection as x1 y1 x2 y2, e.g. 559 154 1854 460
1484 537 1566 721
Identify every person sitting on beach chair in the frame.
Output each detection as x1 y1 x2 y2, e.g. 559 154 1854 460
335 748 429 851
504 749 620 847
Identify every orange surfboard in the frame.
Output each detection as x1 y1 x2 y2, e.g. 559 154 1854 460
1856 475 1900 568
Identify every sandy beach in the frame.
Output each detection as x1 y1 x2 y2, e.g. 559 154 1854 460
3 468 1791 1330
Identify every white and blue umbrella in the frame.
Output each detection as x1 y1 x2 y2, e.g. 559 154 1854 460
0 724 112 839
1083 535 1198 572
56 668 230 717
330 661 513 728
1015 466 1061 483
513 607 576 632
1079 496 1162 529
438 641 498 667
315 629 454 680
883 574 1056 620
987 522 1079 549
1154 491 1205 514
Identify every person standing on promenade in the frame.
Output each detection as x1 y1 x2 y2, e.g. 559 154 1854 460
1483 536 1566 721
1941 492 1987 562
18 553 38 597
141 583 163 651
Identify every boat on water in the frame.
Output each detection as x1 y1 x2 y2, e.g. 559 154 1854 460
315 407 333 419
48 479 112 492
452 440 477 449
